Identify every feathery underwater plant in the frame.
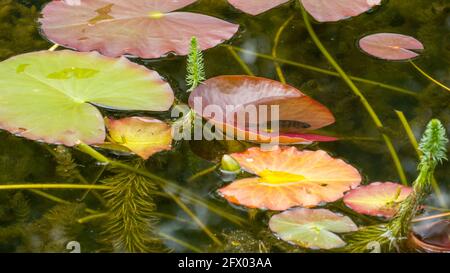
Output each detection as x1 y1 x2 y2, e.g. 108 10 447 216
345 119 448 252
101 159 166 253
186 37 206 92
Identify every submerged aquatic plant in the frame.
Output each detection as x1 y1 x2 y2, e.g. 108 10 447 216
186 37 206 92
101 160 165 253
346 119 448 252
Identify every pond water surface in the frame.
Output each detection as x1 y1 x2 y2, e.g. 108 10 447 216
0 0 449 253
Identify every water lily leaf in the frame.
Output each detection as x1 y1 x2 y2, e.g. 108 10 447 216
411 220 450 253
218 146 361 210
269 208 358 249
0 50 174 146
359 33 424 61
343 182 412 218
188 75 335 144
104 117 172 159
301 0 381 22
228 0 289 15
40 0 239 59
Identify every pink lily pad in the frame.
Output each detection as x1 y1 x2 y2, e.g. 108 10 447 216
103 117 172 159
343 182 412 218
359 33 424 61
228 0 289 15
188 75 335 144
301 0 382 22
40 0 239 58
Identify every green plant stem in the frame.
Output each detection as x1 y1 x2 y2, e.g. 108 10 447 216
395 110 446 207
78 165 107 203
0 184 111 190
225 45 418 97
48 44 59 51
301 6 408 185
44 145 107 205
76 142 223 246
412 211 450 223
158 232 202 253
84 151 245 225
29 189 99 214
410 61 450 92
77 212 109 224
187 164 219 183
226 46 254 76
272 15 294 83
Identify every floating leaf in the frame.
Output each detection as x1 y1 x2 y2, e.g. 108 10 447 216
218 146 361 210
411 220 450 253
269 208 358 250
301 0 381 22
358 33 424 61
228 0 289 15
188 75 335 144
344 182 412 218
0 50 174 146
40 0 239 58
103 117 172 159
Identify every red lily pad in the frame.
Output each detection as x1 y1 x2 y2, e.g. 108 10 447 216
188 75 335 144
359 33 424 61
269 208 358 249
40 0 239 58
228 0 289 15
103 117 172 159
301 0 381 22
218 146 361 210
344 182 412 218
411 220 450 253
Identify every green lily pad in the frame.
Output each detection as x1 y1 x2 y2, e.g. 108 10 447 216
269 208 358 250
0 50 174 146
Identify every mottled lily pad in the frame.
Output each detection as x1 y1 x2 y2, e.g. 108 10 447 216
218 146 361 210
0 50 174 146
301 0 381 22
228 0 289 15
344 182 412 218
40 0 239 58
269 208 358 250
103 117 172 159
188 75 336 144
359 33 424 61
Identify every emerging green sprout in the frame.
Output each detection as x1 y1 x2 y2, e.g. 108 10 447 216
346 119 448 252
221 155 241 173
186 37 206 92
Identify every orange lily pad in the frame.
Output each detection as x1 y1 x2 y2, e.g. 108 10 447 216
103 116 172 159
218 146 361 210
343 182 412 218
